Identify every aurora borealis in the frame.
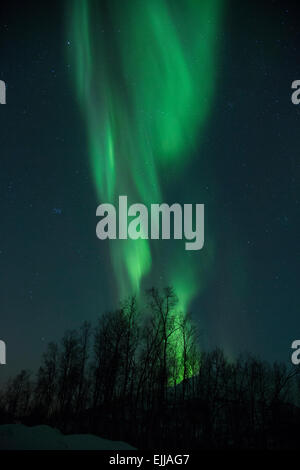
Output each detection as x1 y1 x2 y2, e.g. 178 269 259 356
0 0 299 384
67 0 223 310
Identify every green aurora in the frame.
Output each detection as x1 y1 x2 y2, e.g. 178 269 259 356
67 0 223 313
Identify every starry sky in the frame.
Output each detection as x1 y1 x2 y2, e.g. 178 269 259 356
0 0 299 382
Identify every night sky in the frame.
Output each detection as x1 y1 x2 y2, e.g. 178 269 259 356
0 0 299 382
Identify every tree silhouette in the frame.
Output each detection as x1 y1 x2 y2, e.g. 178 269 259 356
0 287 299 449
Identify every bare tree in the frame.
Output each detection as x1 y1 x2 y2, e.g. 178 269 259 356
35 342 59 418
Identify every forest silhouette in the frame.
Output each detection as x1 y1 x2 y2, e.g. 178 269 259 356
0 287 299 450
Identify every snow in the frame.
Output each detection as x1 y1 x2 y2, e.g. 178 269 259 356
0 424 136 450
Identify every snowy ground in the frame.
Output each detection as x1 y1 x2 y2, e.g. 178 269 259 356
0 424 136 450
